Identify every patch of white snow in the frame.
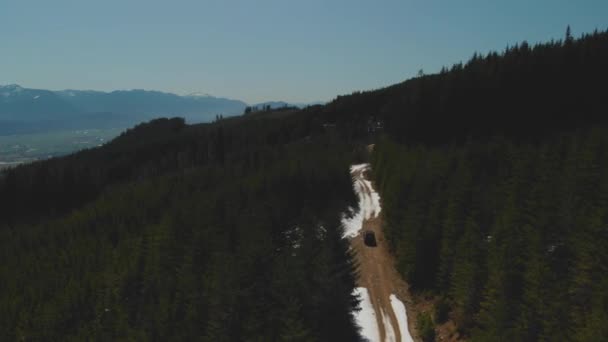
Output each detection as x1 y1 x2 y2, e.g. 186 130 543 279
389 294 414 342
381 308 396 342
342 163 382 239
354 287 381 342
363 178 382 219
342 206 364 239
351 163 370 173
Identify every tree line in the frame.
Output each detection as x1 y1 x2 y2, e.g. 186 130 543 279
366 27 608 341
0 112 365 340
372 126 608 340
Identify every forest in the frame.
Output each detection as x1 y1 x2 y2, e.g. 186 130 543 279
0 113 364 341
373 128 608 341
369 28 608 341
1 28 608 340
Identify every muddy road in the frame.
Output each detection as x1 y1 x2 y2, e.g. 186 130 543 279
345 164 418 342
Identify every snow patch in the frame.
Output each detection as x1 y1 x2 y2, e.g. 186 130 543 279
381 308 396 342
363 179 382 219
351 163 370 173
389 294 414 342
342 163 382 239
342 206 364 239
185 91 213 97
353 287 381 342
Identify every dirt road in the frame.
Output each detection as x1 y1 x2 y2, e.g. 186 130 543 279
347 164 418 342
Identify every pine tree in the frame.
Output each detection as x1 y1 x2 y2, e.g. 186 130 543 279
279 298 314 342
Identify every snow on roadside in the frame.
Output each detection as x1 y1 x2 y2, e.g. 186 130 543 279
351 163 370 173
342 164 382 239
353 287 381 342
381 308 396 342
363 178 381 219
390 294 414 342
342 204 364 239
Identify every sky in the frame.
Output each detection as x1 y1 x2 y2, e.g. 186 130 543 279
1 0 607 104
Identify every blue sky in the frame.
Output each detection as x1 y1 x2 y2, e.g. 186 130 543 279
1 0 606 103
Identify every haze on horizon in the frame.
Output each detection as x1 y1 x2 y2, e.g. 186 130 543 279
1 0 607 104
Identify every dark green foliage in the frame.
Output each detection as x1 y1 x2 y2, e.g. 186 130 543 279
365 30 608 340
0 112 363 340
323 29 608 146
372 125 608 340
417 312 436 342
0 112 329 224
434 298 450 325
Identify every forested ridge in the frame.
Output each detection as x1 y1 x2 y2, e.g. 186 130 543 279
0 113 365 340
370 29 608 341
1 28 608 341
324 28 608 145
373 128 608 340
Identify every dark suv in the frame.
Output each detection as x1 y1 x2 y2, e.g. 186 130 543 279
364 230 377 247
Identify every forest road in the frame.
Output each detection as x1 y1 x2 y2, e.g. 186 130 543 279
349 165 418 342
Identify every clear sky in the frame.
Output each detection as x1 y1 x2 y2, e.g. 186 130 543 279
1 0 606 104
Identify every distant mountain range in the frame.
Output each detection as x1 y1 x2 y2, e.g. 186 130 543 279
54 89 247 122
0 84 319 135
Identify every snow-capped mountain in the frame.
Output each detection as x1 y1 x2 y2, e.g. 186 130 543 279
0 85 248 134
0 85 80 119
0 84 320 135
53 88 247 121
0 84 24 96
183 91 214 98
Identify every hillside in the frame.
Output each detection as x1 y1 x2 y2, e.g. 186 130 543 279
0 114 363 341
322 28 608 145
367 29 608 341
1 28 608 341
